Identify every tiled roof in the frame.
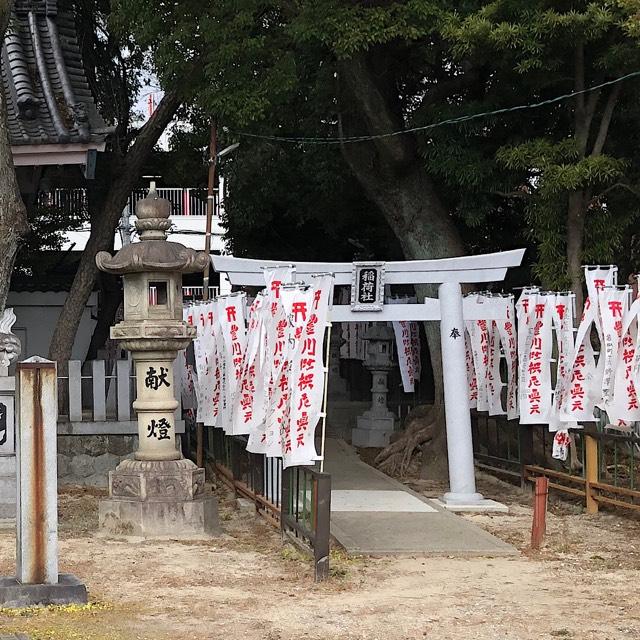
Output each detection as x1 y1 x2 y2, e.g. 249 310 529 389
2 0 109 147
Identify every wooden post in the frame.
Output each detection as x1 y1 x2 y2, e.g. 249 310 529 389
519 423 534 491
313 473 331 582
530 475 548 550
585 433 599 514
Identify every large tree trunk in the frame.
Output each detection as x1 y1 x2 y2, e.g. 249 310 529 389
0 1 29 311
567 191 586 313
48 90 182 364
338 52 465 478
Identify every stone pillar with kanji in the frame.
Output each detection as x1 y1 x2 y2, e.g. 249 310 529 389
95 189 219 537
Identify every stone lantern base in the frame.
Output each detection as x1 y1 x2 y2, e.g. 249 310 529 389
98 458 219 538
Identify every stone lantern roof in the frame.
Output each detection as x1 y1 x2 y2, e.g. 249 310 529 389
96 192 209 275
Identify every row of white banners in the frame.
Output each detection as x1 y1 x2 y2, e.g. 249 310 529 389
179 268 333 468
466 266 640 457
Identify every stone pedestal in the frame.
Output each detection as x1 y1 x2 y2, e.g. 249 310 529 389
99 458 219 537
352 368 396 448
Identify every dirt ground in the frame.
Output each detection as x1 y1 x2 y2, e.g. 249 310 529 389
0 473 639 640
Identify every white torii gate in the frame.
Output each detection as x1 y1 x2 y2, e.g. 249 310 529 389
212 249 525 509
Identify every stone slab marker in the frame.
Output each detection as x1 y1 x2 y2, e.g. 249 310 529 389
16 359 58 584
0 357 86 607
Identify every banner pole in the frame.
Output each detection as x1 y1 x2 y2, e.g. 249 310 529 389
319 321 332 474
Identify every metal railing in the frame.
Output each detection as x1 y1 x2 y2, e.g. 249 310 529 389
37 188 210 217
282 465 331 582
128 188 208 216
473 411 640 514
182 286 220 302
208 428 331 581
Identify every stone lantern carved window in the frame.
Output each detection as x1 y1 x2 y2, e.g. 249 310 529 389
149 281 168 306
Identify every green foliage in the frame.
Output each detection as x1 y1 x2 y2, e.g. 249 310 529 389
112 0 640 288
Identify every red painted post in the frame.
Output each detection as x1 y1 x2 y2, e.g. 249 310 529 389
531 476 549 550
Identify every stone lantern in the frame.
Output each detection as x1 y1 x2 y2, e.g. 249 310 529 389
95 190 218 537
351 324 396 448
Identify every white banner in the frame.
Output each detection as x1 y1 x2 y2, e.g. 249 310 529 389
606 288 640 424
560 267 616 422
519 292 553 424
487 318 504 416
215 293 247 433
258 267 297 455
466 317 490 412
550 294 574 420
285 274 334 468
179 309 198 415
191 301 218 426
388 297 420 393
232 292 267 435
496 296 518 419
465 327 478 409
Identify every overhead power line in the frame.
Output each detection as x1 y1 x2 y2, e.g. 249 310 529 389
231 70 640 146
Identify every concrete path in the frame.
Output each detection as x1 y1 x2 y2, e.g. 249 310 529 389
323 439 516 556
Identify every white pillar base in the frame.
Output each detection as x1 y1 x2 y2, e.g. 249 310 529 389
436 496 509 513
442 491 484 505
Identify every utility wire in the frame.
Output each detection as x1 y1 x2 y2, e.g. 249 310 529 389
231 70 640 146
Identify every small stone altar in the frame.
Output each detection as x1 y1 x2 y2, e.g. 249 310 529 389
96 188 219 537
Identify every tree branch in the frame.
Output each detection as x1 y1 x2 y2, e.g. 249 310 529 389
590 83 621 157
338 52 414 168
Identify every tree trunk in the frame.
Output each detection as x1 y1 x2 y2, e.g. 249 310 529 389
567 190 586 313
338 52 464 478
0 1 29 312
48 89 182 364
85 272 122 360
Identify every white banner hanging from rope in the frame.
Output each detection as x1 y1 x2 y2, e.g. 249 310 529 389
466 317 490 412
388 296 420 393
215 293 247 433
180 308 199 415
560 266 617 422
247 266 295 454
191 301 218 427
606 287 640 424
496 296 519 419
285 274 334 468
231 292 267 435
519 292 554 424
465 327 478 409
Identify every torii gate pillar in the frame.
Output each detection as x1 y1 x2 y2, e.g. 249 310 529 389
438 282 483 505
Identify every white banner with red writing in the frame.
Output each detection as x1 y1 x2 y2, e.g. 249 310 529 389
247 266 295 454
559 267 617 422
190 300 218 426
215 293 247 433
285 274 334 468
519 292 554 423
232 292 267 435
388 297 420 393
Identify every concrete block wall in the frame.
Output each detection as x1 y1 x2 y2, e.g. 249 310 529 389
0 456 16 519
57 435 137 488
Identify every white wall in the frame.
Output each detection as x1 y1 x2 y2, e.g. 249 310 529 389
7 291 98 360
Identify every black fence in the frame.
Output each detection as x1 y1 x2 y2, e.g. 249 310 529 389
282 465 332 581
208 428 331 581
472 410 640 513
